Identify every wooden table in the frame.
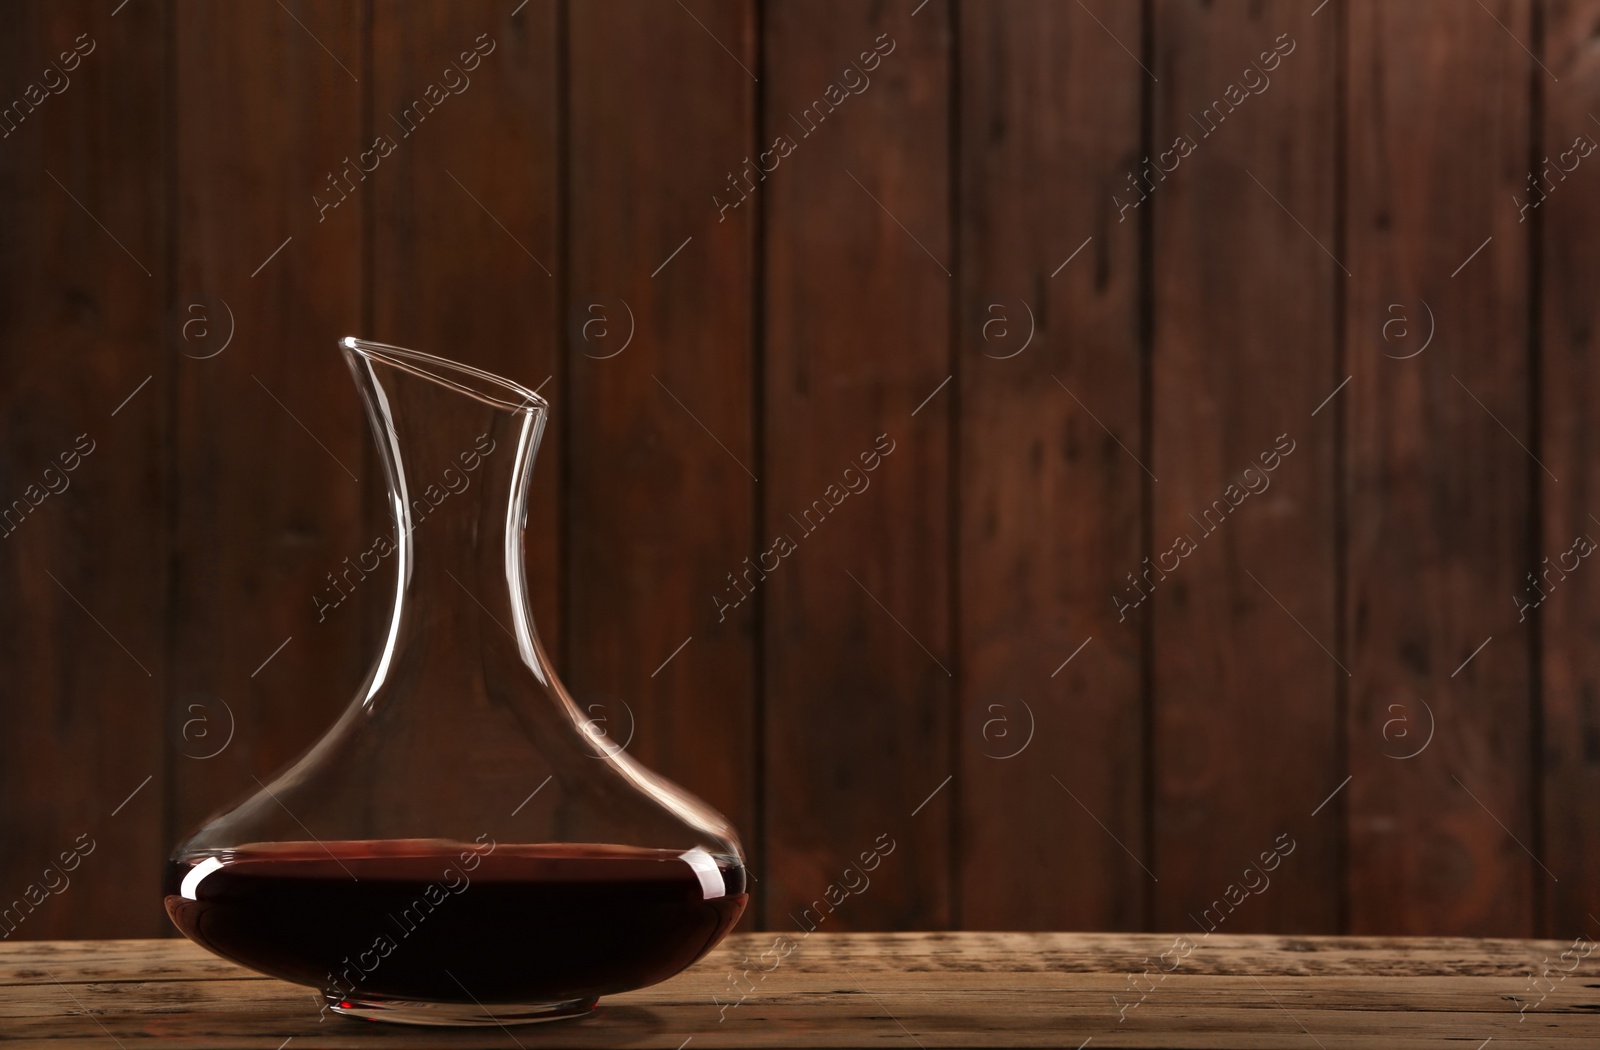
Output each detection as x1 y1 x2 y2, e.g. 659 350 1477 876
4 932 1596 1048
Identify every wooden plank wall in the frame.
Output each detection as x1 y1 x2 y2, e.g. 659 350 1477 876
0 0 169 938
1151 0 1341 934
763 0 952 930
566 0 758 898
1544 0 1600 935
1346 0 1537 936
0 0 1590 942
166 0 368 917
956 0 1145 932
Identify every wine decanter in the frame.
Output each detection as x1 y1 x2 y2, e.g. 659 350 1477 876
163 338 748 1026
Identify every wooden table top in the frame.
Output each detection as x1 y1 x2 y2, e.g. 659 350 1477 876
3 931 1596 1048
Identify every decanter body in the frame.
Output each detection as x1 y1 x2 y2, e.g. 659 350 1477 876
163 339 747 1026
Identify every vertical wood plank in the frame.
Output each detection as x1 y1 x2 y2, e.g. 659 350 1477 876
763 0 952 929
370 1 560 654
0 0 168 938
565 0 757 872
168 1 366 845
956 1 1145 930
1539 0 1600 938
1346 0 1534 934
1151 0 1341 931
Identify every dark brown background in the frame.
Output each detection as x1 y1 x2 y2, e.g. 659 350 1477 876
1 0 1595 941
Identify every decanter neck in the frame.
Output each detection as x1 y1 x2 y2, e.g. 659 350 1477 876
341 339 548 702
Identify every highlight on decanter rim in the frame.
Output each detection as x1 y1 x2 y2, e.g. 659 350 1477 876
162 337 748 1027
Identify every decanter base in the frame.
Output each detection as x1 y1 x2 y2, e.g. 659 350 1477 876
325 992 598 1026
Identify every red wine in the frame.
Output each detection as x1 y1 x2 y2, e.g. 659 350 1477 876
164 840 747 1005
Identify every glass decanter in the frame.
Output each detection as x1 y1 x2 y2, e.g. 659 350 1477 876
163 338 748 1026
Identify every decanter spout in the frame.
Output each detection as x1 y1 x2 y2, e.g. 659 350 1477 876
340 337 550 698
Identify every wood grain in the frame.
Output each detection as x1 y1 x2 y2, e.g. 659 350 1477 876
956 0 1145 930
4 933 1595 1047
0 0 168 938
167 0 367 850
1345 0 1537 935
368 0 562 825
1150 0 1341 931
762 0 953 930
1537 0 1600 939
564 0 757 871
